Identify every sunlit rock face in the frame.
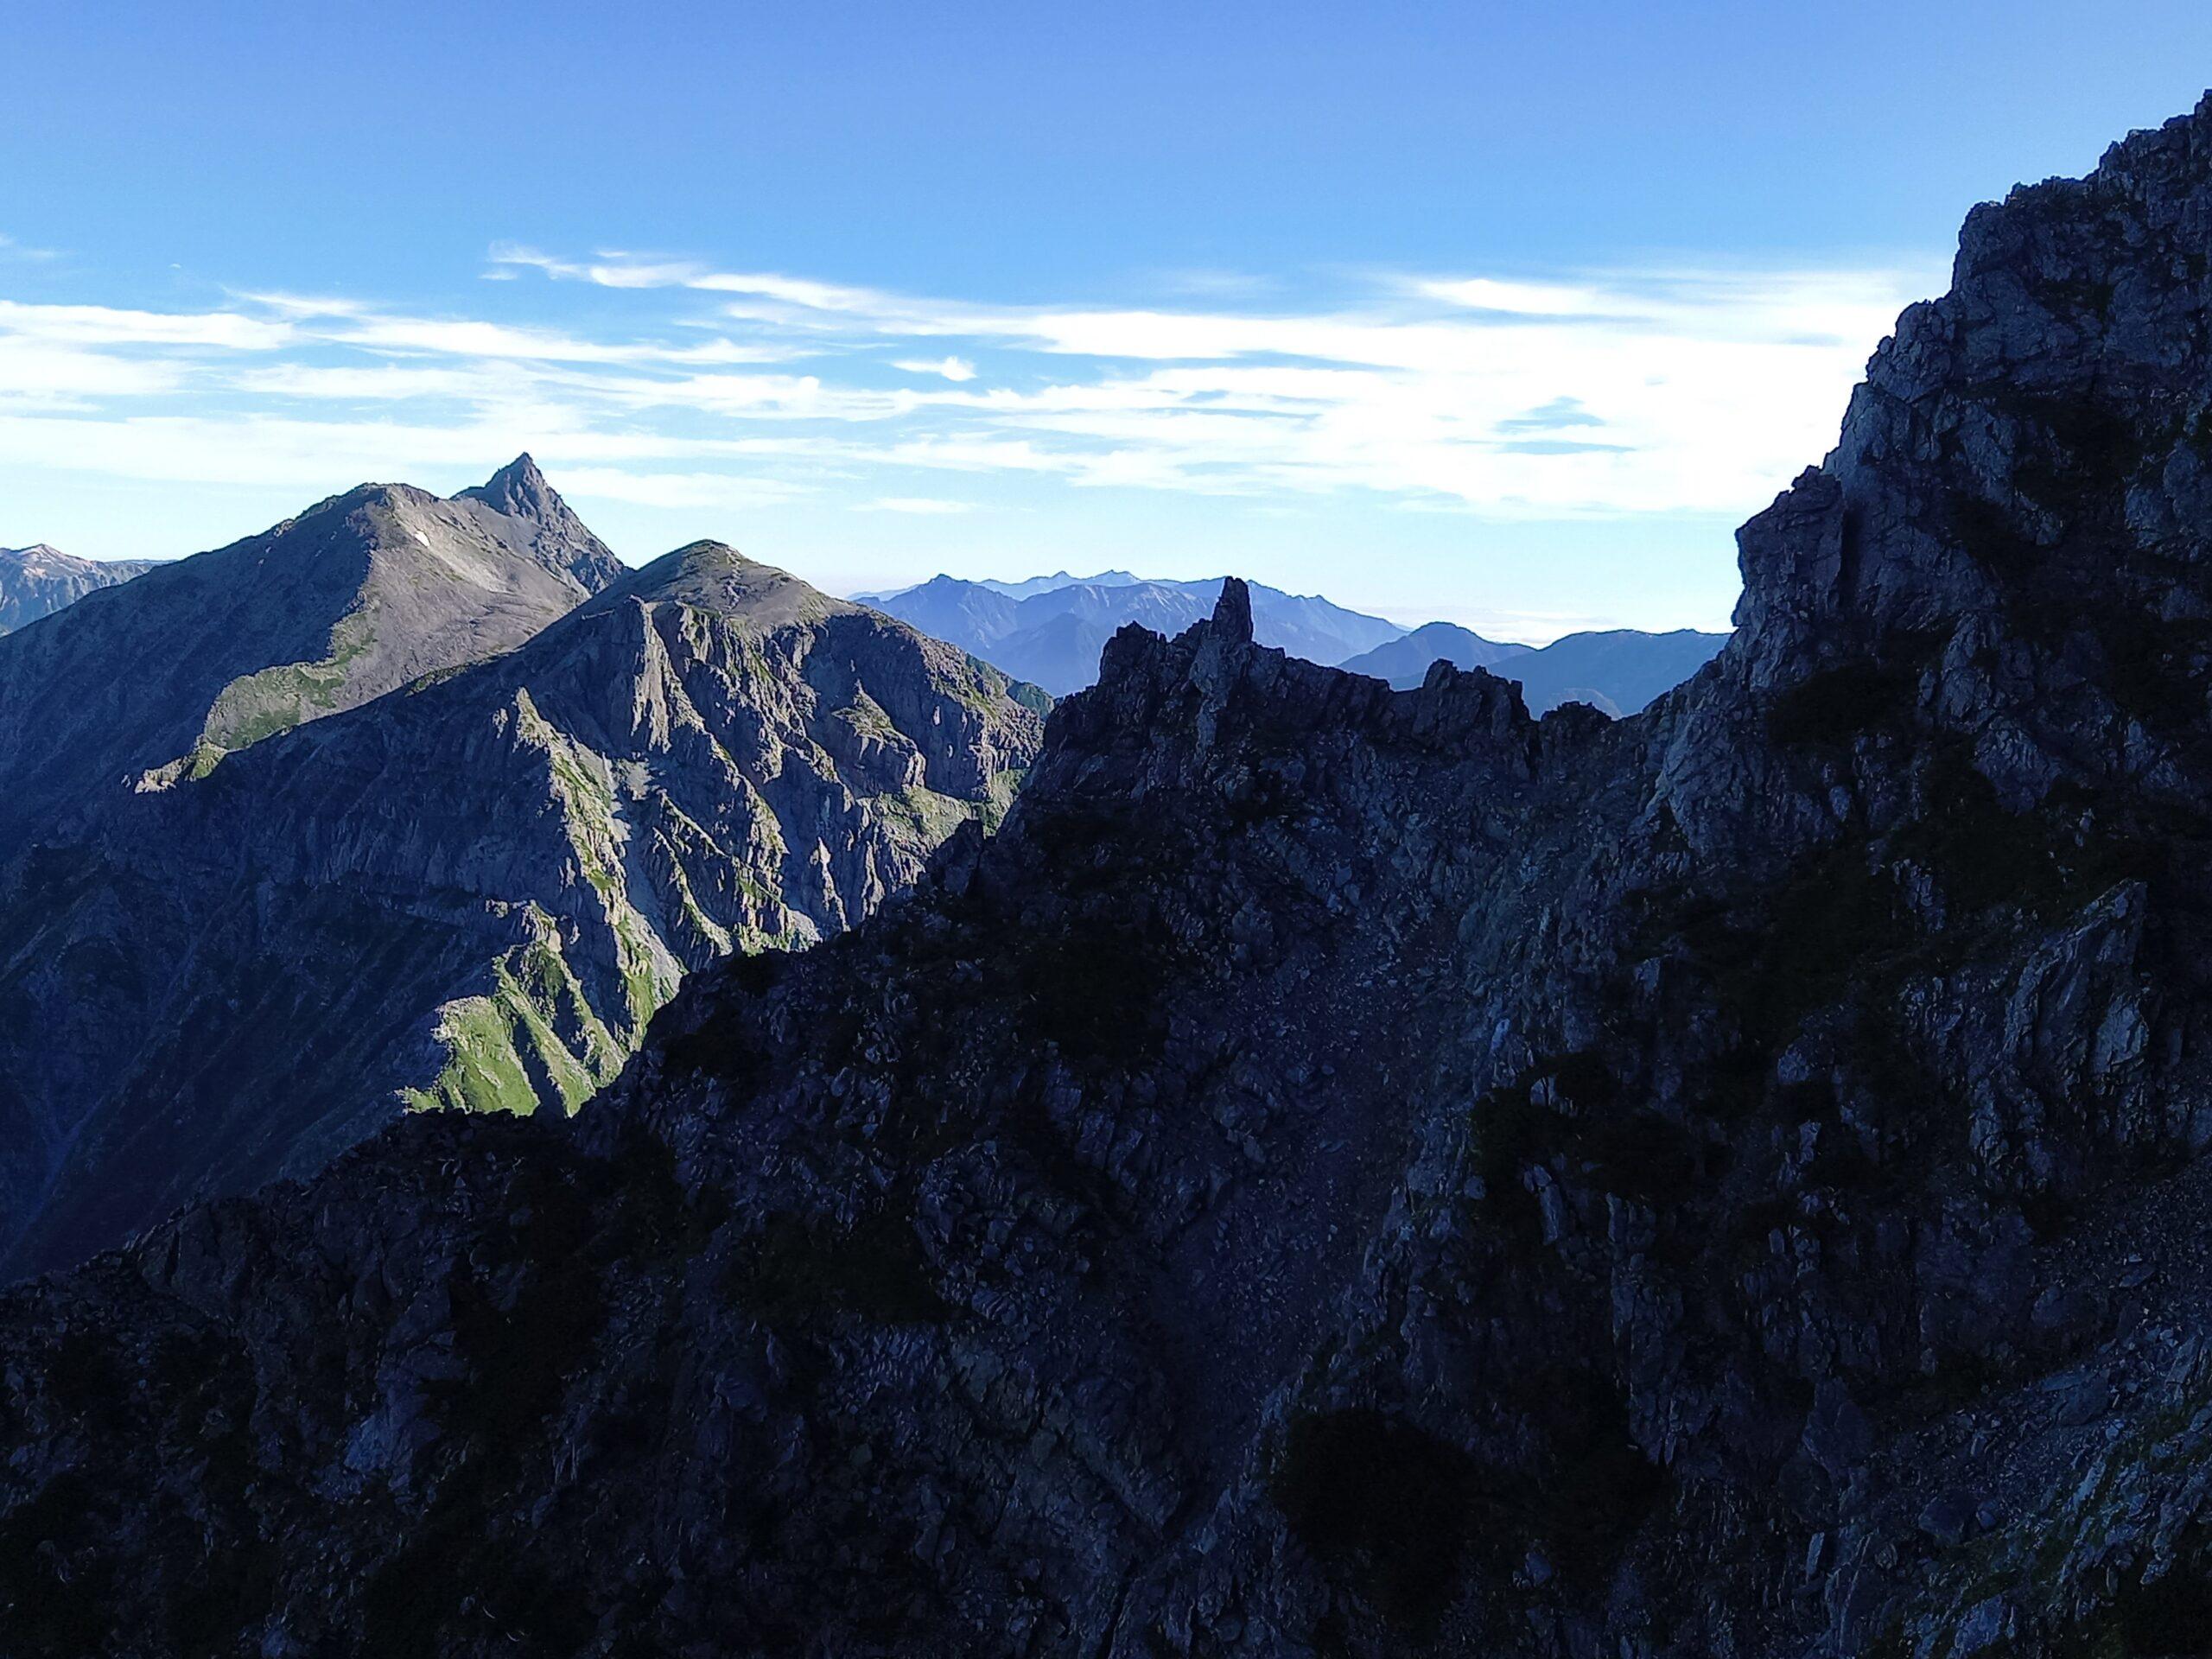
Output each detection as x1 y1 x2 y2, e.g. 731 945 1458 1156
15 99 2212 1659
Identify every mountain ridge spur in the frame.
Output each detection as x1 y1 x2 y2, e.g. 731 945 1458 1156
0 454 625 849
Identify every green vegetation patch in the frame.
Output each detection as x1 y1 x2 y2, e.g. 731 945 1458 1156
200 610 378 752
404 995 544 1117
405 934 635 1119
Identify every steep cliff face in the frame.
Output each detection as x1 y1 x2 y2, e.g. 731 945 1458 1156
0 544 156 634
0 456 617 849
11 99 2212 1659
0 540 1040 1278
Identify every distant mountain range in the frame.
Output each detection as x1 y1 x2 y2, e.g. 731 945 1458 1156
865 570 1727 713
1335 620 1535 682
0 461 1038 1275
861 571 1406 695
0 543 157 635
1338 620 1728 715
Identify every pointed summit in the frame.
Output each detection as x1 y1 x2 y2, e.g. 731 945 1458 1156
0 543 157 635
454 454 625 594
459 452 555 518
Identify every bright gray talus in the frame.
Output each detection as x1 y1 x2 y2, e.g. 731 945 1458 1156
18 97 2212 1659
0 536 1039 1278
869 570 1406 693
0 545 158 636
0 454 621 851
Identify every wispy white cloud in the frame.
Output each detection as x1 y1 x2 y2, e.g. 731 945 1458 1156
892 355 976 382
0 245 1945 527
859 496 973 514
0 298 293 349
552 467 816 511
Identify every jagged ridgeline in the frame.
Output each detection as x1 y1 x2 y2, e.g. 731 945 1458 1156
0 470 1040 1277
19 99 2212 1659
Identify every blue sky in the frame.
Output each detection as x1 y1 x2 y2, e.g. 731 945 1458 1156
5 3 2212 639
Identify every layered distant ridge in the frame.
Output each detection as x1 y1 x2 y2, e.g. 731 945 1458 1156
0 544 156 635
1339 620 1726 715
868 571 1405 693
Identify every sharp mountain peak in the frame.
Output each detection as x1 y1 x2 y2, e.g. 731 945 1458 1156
456 451 559 519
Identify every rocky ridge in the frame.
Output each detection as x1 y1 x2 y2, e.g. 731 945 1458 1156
0 455 620 849
11 96 2212 1659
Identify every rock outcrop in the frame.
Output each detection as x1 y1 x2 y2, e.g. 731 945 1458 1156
15 95 2212 1659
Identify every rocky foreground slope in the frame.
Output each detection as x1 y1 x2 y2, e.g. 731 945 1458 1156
0 543 156 634
0 537 1039 1278
15 98 2212 1658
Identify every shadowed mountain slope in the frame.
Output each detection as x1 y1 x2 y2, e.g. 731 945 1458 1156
18 95 2212 1659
